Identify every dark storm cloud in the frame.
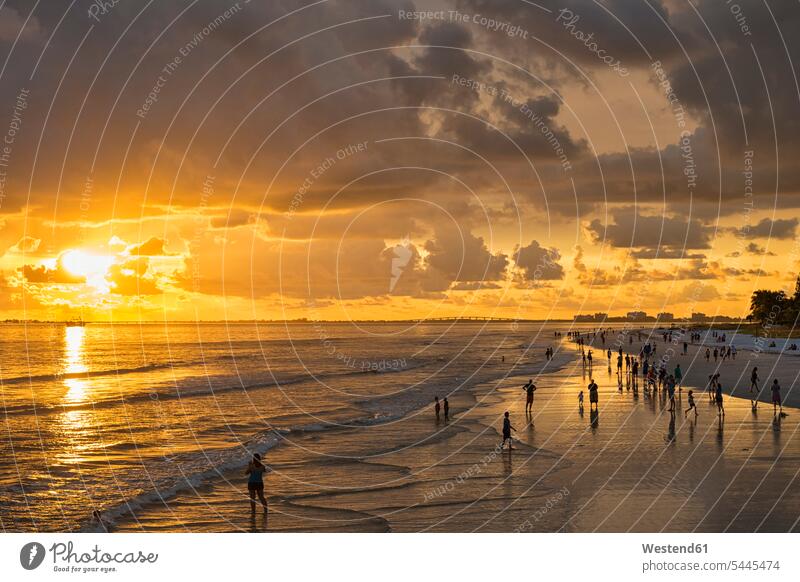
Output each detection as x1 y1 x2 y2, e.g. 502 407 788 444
424 225 508 282
513 239 564 280
3 0 799 306
586 207 714 254
127 237 169 256
455 0 685 68
20 263 84 284
739 218 799 240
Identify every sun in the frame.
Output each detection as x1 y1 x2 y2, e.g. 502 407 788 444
60 250 114 282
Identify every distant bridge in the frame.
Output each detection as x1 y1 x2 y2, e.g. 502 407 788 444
414 317 531 323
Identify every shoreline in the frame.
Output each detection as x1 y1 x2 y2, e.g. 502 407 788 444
106 341 577 532
89 327 800 532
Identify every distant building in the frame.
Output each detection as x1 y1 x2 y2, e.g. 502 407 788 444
574 312 609 322
691 312 707 322
626 311 647 321
657 312 674 321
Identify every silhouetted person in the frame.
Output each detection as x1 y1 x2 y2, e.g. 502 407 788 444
685 390 697 418
501 411 516 450
750 367 759 394
246 453 269 514
444 397 450 420
588 378 599 411
434 396 441 421
715 383 725 418
523 379 537 414
771 379 783 416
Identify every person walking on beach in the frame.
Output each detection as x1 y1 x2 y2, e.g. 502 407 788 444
587 350 593 367
667 375 676 411
710 373 722 403
434 396 441 421
501 411 516 450
750 367 760 394
246 453 269 514
588 378 599 411
523 379 537 414
674 364 683 390
705 348 710 362
444 397 450 420
715 382 725 418
771 379 783 416
685 390 698 418
578 390 584 411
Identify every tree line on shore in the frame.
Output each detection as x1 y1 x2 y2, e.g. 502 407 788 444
750 276 800 325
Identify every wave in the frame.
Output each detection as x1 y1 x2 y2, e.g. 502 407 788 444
0 362 180 386
82 429 286 532
79 350 577 531
79 410 408 531
1 358 430 418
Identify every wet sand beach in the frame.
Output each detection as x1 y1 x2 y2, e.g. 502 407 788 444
112 330 800 532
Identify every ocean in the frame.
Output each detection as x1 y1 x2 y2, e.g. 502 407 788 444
6 321 800 533
0 320 571 532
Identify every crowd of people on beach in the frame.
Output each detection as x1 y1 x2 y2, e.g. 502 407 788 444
494 327 789 452
244 326 792 513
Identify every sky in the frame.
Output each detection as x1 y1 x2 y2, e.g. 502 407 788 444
0 0 798 321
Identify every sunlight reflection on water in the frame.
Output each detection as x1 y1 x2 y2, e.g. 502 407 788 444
63 326 88 403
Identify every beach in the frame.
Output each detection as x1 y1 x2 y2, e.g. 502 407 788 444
112 326 800 532
2 322 799 533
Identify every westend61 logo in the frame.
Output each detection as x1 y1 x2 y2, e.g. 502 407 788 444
19 541 158 574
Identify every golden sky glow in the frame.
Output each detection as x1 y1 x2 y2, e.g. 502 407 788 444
0 1 797 321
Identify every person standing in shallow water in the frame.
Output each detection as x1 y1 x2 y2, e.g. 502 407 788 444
434 396 441 421
246 453 269 514
444 397 450 420
501 411 516 450
523 379 537 415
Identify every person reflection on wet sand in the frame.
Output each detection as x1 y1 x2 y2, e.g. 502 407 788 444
590 409 599 430
503 450 513 474
249 510 268 533
666 411 676 444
